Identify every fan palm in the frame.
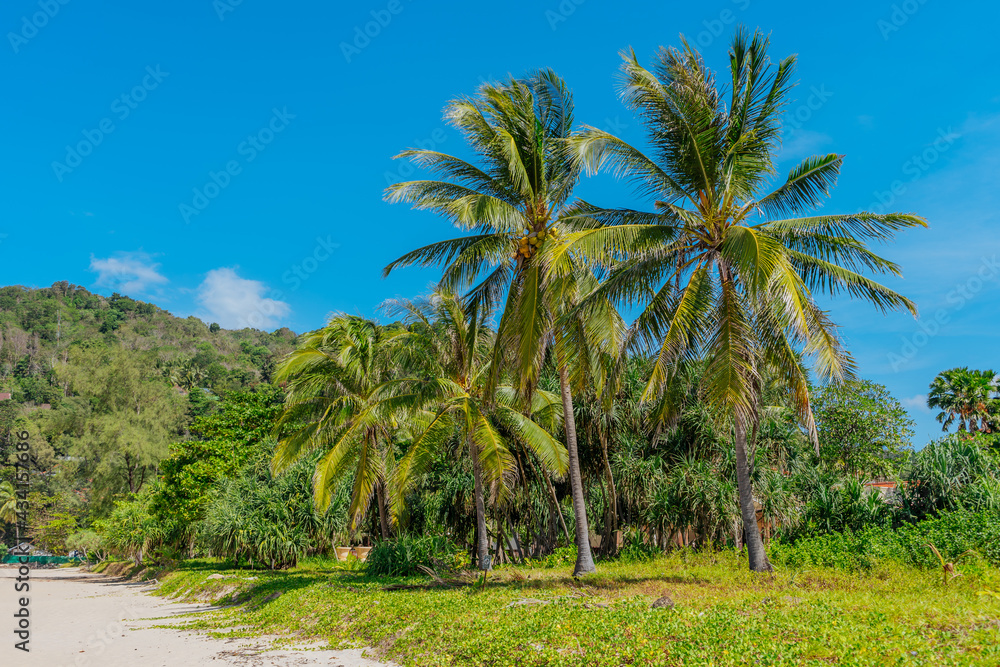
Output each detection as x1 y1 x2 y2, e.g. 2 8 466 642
927 367 999 434
272 315 405 539
383 70 614 575
560 28 926 570
384 291 568 570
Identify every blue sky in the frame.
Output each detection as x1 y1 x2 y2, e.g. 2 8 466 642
1 0 998 445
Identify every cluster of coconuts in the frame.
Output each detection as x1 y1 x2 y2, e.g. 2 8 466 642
515 225 560 260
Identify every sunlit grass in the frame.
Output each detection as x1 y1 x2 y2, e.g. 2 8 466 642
154 551 1000 666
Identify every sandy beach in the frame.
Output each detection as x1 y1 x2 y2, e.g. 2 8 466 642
0 566 397 667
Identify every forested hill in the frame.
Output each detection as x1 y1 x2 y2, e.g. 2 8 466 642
0 281 297 405
0 282 299 528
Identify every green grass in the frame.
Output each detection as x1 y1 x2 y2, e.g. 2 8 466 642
153 551 1000 666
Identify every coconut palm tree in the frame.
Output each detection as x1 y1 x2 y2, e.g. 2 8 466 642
927 367 999 434
0 481 18 525
560 28 926 570
271 315 406 539
383 70 615 575
384 291 568 570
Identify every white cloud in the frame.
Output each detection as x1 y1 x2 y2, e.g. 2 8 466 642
89 251 169 295
901 394 932 414
195 267 290 330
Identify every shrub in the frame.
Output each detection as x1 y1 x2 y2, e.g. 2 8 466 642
899 435 999 520
771 509 1000 572
365 536 463 577
66 529 105 561
93 490 166 566
614 531 661 564
526 545 578 569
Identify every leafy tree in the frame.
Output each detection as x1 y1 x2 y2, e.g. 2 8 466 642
561 29 924 570
154 386 283 530
187 387 219 419
812 379 914 478
927 367 999 434
57 345 186 509
384 70 614 576
66 529 105 560
31 511 77 555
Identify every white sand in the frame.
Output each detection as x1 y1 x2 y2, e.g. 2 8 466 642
0 566 399 666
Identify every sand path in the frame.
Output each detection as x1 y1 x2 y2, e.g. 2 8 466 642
0 566 398 667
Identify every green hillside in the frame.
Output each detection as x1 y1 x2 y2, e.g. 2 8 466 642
0 281 297 404
0 281 298 540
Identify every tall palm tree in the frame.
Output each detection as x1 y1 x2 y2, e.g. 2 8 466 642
271 315 405 539
384 291 568 570
560 28 926 570
927 367 999 434
383 70 613 575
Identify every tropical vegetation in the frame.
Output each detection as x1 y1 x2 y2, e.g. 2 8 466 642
3 24 1000 666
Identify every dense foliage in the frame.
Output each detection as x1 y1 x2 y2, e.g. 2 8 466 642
3 34 999 609
0 283 294 553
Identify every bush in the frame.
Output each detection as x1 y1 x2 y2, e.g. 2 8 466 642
899 435 999 520
615 532 661 564
66 529 105 561
365 536 463 577
771 509 1000 572
526 545 577 569
94 490 166 566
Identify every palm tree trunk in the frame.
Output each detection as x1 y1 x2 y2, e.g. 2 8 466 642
558 364 596 576
734 414 771 572
544 468 571 544
528 450 571 543
470 437 492 571
598 427 619 550
376 482 390 540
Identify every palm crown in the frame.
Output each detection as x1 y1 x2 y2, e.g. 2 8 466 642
562 29 926 433
928 367 999 434
384 69 585 394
